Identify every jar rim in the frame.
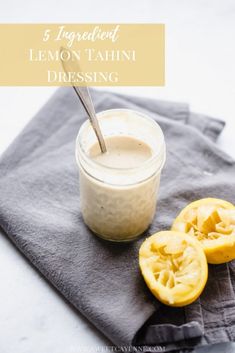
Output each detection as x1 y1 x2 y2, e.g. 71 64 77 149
75 108 166 174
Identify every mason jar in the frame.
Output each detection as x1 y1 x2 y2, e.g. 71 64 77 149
76 109 166 242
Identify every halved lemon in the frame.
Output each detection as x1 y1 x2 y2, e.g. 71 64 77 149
139 231 208 306
172 198 235 264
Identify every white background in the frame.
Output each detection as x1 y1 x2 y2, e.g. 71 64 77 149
0 1 235 353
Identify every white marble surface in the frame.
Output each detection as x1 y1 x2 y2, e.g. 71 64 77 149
0 1 235 352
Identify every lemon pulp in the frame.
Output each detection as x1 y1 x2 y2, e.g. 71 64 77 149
172 198 235 264
139 231 208 306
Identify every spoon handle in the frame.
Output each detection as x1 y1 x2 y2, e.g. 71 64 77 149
73 86 107 153
59 47 107 153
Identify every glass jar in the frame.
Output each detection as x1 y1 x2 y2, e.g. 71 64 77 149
76 109 166 242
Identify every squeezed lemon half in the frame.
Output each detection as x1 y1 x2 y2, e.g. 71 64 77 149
139 231 208 306
172 198 235 264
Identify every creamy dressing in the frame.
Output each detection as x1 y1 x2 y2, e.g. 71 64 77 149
79 135 159 241
89 135 153 169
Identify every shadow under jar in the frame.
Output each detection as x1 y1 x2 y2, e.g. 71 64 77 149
76 109 166 242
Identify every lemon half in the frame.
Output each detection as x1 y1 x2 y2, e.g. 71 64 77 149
172 198 235 264
139 231 208 306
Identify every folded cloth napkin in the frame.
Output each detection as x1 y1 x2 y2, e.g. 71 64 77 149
0 88 235 353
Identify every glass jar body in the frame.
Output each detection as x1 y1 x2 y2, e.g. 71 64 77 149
79 167 161 241
76 109 165 242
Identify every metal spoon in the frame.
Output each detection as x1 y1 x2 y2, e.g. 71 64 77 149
60 47 107 153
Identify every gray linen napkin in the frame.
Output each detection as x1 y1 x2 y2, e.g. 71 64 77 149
0 88 234 353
